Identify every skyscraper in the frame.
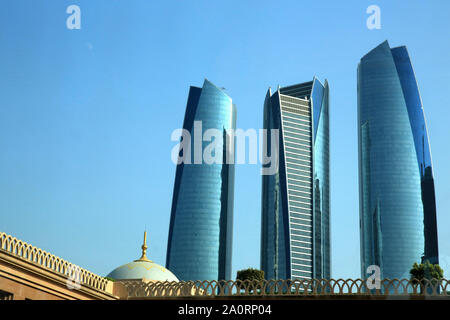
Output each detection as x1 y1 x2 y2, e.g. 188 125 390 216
166 79 236 281
261 77 330 280
358 41 439 279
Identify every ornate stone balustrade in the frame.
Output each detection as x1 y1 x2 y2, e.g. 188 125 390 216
0 232 109 292
121 278 450 298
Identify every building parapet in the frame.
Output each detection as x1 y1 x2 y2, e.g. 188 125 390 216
121 279 450 299
0 231 115 299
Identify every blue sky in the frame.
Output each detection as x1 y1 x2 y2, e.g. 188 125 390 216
1 0 449 279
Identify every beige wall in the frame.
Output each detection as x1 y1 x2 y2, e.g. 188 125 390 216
0 250 117 300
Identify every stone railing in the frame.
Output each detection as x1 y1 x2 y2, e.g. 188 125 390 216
121 278 450 298
0 232 109 292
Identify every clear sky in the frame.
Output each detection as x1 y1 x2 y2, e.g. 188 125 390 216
1 0 449 279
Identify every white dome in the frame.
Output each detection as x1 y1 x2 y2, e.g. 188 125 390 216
107 231 178 282
107 260 178 281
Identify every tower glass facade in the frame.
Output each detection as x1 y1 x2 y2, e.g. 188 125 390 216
166 79 236 281
358 41 439 279
261 78 330 280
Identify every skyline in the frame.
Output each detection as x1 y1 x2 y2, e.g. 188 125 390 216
1 1 449 280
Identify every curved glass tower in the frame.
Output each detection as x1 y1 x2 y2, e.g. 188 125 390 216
166 79 236 281
261 77 330 280
358 41 439 279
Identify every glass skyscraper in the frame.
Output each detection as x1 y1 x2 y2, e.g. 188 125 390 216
261 77 330 280
358 41 439 280
166 79 236 281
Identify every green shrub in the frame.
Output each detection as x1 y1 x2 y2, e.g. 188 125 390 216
236 268 265 281
410 260 443 284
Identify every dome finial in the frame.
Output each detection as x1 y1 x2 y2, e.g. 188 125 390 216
136 231 150 262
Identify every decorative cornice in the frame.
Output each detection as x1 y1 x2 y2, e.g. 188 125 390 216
0 231 112 296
